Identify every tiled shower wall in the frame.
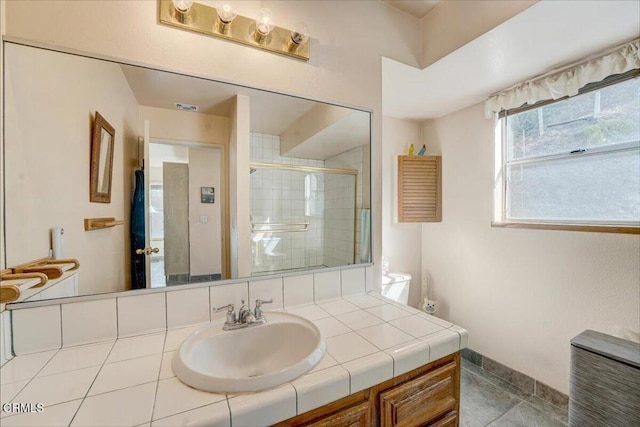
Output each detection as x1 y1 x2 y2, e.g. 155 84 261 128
249 134 365 274
325 146 364 266
250 133 324 273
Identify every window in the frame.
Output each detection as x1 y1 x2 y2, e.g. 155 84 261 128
495 72 640 231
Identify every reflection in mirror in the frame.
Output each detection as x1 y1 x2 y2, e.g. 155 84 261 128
146 141 223 288
89 112 115 203
3 41 371 303
98 129 112 193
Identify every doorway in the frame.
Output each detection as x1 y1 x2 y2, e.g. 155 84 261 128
147 141 223 287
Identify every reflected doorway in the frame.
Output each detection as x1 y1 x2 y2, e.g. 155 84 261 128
147 141 223 287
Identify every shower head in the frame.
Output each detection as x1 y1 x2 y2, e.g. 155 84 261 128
250 168 257 174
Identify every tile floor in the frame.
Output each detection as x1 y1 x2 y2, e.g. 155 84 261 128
460 359 568 427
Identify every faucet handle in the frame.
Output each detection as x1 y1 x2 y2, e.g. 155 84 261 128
214 303 234 313
214 303 236 324
254 298 273 321
255 298 273 308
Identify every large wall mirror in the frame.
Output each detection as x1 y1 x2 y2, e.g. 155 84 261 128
2 41 371 303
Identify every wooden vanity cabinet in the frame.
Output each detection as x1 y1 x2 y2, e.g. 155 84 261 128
275 352 460 427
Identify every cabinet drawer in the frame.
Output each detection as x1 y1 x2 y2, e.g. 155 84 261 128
380 361 457 427
303 401 370 427
275 391 370 427
429 411 458 427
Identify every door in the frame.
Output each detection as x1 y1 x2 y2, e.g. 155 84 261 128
143 137 224 288
163 162 190 284
141 120 163 288
144 120 152 287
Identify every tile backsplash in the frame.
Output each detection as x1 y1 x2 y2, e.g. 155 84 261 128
13 305 61 354
313 270 341 301
62 299 118 347
0 310 11 366
6 265 374 356
166 288 210 329
117 293 166 338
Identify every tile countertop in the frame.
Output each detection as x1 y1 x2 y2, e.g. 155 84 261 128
0 292 468 427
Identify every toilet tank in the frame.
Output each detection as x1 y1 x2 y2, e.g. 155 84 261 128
381 273 411 305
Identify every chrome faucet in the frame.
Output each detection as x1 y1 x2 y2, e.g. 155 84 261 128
254 298 272 322
214 298 273 331
237 300 256 324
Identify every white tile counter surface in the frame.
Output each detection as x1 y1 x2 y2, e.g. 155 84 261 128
0 292 467 426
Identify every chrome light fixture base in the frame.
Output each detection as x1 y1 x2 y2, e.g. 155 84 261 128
158 0 310 61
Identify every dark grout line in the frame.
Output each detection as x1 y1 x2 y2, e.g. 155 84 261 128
483 401 525 427
462 363 528 398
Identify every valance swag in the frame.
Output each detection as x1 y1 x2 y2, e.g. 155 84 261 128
485 39 640 118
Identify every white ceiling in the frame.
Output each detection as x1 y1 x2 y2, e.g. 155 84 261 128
121 65 368 158
383 0 441 18
121 65 317 136
383 0 640 120
285 111 371 160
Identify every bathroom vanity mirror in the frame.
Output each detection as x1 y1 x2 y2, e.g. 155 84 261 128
2 40 371 301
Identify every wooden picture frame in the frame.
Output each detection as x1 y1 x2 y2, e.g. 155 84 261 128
90 112 115 203
201 186 215 203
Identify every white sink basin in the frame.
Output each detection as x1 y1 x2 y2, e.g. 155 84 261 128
172 312 326 393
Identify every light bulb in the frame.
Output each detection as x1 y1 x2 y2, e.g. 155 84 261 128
216 3 237 24
290 22 309 45
172 0 193 13
255 8 275 36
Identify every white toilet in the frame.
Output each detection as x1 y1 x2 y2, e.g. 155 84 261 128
381 273 411 305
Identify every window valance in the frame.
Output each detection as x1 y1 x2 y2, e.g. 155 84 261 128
485 39 640 119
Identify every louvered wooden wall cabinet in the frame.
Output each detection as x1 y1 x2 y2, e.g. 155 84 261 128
398 155 442 222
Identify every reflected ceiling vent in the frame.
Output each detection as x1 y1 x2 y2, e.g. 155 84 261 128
175 102 199 112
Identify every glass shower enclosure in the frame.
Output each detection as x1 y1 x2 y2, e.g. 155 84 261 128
249 162 357 275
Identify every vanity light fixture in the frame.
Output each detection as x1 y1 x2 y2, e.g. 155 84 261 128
171 0 194 23
288 22 309 52
215 3 237 34
253 8 275 43
158 0 310 61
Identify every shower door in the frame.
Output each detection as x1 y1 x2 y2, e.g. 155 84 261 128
249 163 357 275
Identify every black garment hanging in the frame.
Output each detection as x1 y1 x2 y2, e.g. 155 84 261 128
131 169 146 289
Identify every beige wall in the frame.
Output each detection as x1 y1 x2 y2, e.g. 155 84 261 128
421 102 640 394
3 0 422 289
139 106 230 277
420 0 537 67
138 106 229 146
228 96 252 278
382 116 423 307
4 43 139 294
0 0 6 272
188 147 222 276
280 104 352 154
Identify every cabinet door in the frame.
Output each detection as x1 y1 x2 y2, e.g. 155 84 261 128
397 155 442 223
303 401 370 427
429 411 458 427
380 361 457 427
